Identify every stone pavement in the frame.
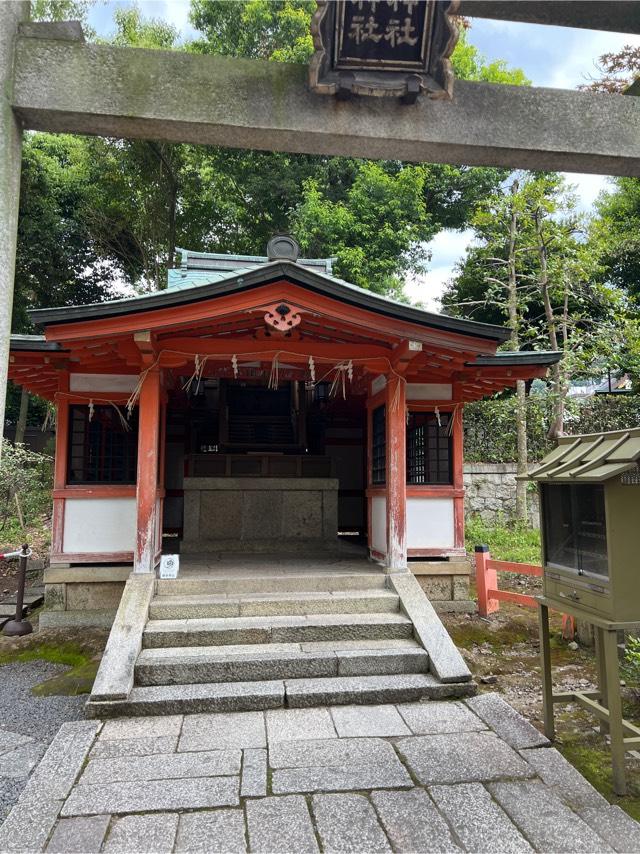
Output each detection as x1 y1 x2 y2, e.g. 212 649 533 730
1 693 639 853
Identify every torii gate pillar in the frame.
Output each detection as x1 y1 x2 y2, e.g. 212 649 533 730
0 2 28 455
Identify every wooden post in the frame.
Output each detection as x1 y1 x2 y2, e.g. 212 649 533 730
134 367 161 573
51 371 69 558
385 374 407 571
603 627 627 795
595 626 609 735
475 545 499 616
452 404 465 550
538 602 555 740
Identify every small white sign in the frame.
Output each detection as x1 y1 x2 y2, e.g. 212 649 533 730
159 554 180 579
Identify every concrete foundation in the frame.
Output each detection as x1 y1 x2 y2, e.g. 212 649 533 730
409 560 475 614
41 565 130 628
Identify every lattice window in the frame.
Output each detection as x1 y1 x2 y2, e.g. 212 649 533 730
371 405 386 485
406 411 452 485
68 405 138 485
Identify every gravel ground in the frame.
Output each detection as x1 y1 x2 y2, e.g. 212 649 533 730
0 661 86 822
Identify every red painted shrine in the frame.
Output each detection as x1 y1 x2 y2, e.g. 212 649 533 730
8 241 559 579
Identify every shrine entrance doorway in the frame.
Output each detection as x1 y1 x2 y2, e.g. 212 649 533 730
162 377 367 557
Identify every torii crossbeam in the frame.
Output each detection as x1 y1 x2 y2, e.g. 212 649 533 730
2 0 640 436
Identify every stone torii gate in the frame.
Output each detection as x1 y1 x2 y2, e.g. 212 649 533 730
2 0 640 438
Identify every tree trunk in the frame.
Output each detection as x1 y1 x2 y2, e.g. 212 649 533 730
14 387 28 445
514 379 528 524
507 180 528 523
534 207 564 439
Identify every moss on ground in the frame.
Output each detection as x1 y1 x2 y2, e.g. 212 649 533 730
31 660 99 697
0 640 99 696
444 604 640 821
0 642 89 668
559 736 640 821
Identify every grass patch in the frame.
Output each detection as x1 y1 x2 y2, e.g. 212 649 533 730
465 516 541 564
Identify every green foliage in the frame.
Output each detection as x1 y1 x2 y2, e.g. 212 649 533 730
622 635 640 697
0 440 52 539
592 178 640 302
293 162 433 297
464 394 640 463
14 134 119 330
189 0 315 62
451 29 530 86
4 382 50 430
106 6 179 49
14 2 529 327
30 0 92 24
465 516 541 564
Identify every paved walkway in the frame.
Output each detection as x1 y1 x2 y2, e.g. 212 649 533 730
1 693 638 853
0 661 86 821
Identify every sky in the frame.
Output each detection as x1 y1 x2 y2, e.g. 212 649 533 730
87 2 640 308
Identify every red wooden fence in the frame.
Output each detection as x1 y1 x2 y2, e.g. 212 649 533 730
474 545 542 616
474 544 575 639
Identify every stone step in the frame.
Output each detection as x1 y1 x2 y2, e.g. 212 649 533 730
284 673 476 708
87 673 474 718
148 589 399 620
156 572 388 597
135 642 429 685
143 612 415 649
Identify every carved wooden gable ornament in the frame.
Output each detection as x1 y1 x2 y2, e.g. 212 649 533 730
309 0 459 103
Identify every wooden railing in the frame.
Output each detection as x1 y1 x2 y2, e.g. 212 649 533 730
474 545 542 616
474 544 575 639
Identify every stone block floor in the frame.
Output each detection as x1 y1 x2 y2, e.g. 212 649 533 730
1 693 639 852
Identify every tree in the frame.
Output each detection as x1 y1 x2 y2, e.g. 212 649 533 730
443 173 637 446
14 134 119 331
581 44 640 94
14 2 529 313
189 0 315 62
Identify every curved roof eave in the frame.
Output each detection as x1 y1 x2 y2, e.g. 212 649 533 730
28 260 511 344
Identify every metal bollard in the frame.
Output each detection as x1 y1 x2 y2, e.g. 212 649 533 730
3 544 33 637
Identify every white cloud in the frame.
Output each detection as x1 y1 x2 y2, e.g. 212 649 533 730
405 229 474 310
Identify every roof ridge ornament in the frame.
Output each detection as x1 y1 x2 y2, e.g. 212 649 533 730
266 234 301 263
309 0 460 104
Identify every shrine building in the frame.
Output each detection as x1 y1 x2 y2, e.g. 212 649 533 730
8 236 559 625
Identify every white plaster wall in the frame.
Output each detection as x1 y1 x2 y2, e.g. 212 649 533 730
371 495 387 554
407 496 455 548
63 498 136 553
69 374 138 393
406 383 452 401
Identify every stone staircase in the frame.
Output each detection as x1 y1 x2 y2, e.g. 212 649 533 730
87 569 475 717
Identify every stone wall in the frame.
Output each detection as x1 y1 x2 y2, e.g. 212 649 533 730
463 462 540 528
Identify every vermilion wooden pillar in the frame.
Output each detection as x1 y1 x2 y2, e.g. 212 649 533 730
452 397 465 550
51 371 69 557
134 367 161 573
385 374 407 571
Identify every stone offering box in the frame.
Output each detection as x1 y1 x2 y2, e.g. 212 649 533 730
528 428 640 623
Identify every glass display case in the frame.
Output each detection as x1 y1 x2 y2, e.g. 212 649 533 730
528 428 640 622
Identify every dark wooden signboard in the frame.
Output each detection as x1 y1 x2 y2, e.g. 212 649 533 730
310 0 459 102
334 1 432 70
